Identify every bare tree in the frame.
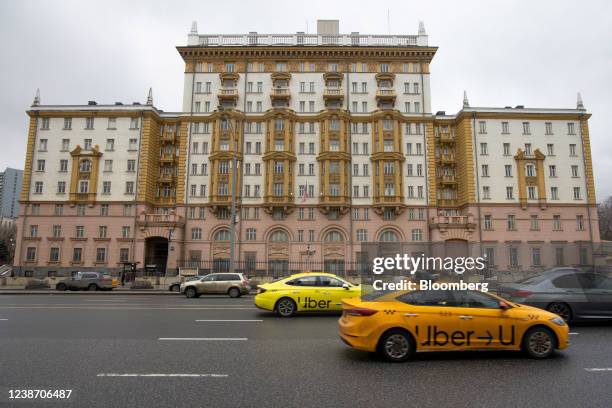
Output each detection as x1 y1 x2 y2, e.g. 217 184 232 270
598 196 612 241
0 222 17 264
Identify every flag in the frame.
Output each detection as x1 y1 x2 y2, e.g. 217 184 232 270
302 181 309 203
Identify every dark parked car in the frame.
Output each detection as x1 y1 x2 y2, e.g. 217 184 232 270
497 268 612 323
56 272 117 291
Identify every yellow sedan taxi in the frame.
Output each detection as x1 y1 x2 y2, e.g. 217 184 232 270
255 272 360 317
339 289 569 361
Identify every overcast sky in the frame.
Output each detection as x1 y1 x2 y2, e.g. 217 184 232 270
1 0 610 198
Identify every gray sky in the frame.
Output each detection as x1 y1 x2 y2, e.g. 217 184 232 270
1 0 611 199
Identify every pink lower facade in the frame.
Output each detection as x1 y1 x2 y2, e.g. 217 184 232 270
13 202 601 277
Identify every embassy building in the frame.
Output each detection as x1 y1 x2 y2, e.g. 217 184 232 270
13 20 600 277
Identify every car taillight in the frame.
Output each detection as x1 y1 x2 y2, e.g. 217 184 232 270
509 290 533 298
344 308 378 317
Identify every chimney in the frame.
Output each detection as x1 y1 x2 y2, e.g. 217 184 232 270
317 20 339 35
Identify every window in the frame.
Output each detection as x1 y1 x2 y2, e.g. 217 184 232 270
576 215 585 230
525 164 535 177
121 226 130 239
41 117 50 129
411 229 423 241
555 248 565 266
119 248 130 262
77 204 86 216
501 122 509 134
191 228 202 240
59 159 68 172
504 165 512 177
356 229 368 242
549 165 557 177
96 248 106 263
104 160 113 172
29 225 38 238
507 215 516 230
522 122 530 135
379 230 399 242
569 144 577 156
509 247 519 267
506 186 513 200
481 164 489 177
553 215 562 230
484 215 492 230
85 117 94 129
547 144 554 155
78 180 89 194
72 248 82 262
49 247 60 262
38 139 47 151
524 143 532 155
63 118 72 130
37 159 45 172
530 215 540 230
482 186 490 199
34 181 43 194
531 248 542 266
125 181 135 194
54 204 63 216
573 187 581 200
567 122 576 135
571 165 579 177
324 230 344 243
503 143 510 156
528 186 536 200
102 181 111 194
127 160 136 172
551 187 559 200
480 143 488 155
545 122 553 135
52 225 62 238
129 138 138 150
130 117 139 129
56 181 65 194
478 121 487 134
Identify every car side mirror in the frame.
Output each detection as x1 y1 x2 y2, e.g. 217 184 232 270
342 283 350 290
499 301 511 310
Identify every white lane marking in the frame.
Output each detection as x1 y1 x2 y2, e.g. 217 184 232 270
569 332 580 335
158 338 248 341
97 373 228 378
195 319 262 322
0 318 7 320
585 368 612 372
86 299 129 302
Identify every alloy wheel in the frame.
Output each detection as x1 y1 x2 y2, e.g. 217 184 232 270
528 331 552 358
384 334 410 360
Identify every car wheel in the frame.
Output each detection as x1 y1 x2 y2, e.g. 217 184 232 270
56 283 67 291
185 287 197 298
522 327 556 359
546 302 573 324
378 329 415 362
88 284 98 291
170 285 179 292
228 287 240 298
276 297 296 317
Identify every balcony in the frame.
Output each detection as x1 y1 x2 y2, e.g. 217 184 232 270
270 87 291 101
438 175 456 185
156 196 176 205
439 153 456 164
375 88 397 102
160 133 175 143
70 192 96 202
323 87 344 101
439 132 454 143
263 194 294 215
160 153 176 163
158 173 175 183
437 198 458 207
217 88 239 102
138 212 184 228
430 214 475 231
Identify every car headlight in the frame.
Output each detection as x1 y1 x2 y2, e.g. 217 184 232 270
550 316 566 326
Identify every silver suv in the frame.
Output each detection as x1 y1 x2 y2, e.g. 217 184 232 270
181 273 250 298
56 272 117 291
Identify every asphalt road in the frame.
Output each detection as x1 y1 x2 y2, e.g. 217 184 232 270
1 295 612 408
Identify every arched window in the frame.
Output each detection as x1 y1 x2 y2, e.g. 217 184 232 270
213 229 231 241
379 230 399 242
80 159 91 172
324 230 344 243
269 229 288 242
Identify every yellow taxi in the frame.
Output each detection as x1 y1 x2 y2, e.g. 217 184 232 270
255 272 360 317
339 289 569 361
